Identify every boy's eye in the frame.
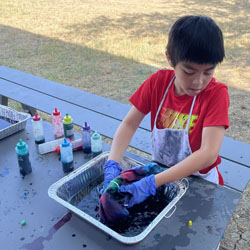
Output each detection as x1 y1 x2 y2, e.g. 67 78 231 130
183 70 194 75
204 71 213 76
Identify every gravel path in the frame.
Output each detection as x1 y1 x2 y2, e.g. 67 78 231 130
221 181 250 250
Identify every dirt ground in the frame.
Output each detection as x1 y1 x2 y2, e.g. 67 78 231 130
221 182 250 250
0 1 249 249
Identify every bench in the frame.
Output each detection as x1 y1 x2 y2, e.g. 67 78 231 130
1 65 250 192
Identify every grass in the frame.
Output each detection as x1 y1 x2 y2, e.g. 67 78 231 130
0 0 250 144
1 2 250 249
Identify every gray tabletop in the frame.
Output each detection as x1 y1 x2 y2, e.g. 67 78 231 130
0 119 241 250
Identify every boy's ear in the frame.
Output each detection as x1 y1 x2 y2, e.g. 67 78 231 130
165 52 174 67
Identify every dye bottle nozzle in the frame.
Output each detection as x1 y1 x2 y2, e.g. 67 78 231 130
82 122 91 154
16 139 28 152
15 139 32 176
83 122 90 130
33 113 40 121
63 113 74 140
53 108 60 116
63 113 72 122
61 138 70 147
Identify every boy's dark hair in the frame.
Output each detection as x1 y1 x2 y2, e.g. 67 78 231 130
166 15 225 66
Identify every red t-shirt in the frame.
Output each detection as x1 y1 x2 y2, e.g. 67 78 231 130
129 69 230 173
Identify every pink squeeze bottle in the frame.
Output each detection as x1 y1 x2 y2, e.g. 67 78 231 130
52 108 64 139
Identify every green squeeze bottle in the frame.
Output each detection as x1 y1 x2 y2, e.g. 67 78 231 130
63 113 75 140
15 139 32 176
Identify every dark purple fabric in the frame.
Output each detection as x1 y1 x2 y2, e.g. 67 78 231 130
99 163 166 226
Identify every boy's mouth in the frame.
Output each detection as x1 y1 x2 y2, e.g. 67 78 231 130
189 88 202 94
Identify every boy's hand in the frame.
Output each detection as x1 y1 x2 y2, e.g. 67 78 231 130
118 175 156 208
100 160 122 194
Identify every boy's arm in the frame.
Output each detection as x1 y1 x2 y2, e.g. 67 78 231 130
108 106 146 163
155 126 225 187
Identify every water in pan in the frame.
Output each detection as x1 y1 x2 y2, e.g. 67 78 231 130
0 116 18 130
69 178 172 237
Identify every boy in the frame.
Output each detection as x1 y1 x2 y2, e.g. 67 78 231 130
102 15 229 208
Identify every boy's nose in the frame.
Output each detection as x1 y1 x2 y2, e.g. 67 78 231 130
193 74 204 85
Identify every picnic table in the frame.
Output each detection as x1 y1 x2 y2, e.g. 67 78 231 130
0 119 242 250
0 66 249 249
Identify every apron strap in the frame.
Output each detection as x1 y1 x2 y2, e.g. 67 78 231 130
216 166 224 186
153 76 175 126
185 96 196 131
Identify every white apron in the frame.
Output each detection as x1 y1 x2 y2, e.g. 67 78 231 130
151 76 219 184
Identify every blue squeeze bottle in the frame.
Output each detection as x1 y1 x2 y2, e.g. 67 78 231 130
60 138 74 173
15 139 32 176
82 122 91 154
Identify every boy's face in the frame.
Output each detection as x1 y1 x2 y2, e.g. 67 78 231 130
169 60 216 96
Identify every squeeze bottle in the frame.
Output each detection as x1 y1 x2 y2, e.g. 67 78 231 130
15 139 32 176
60 138 74 173
32 113 45 144
82 122 91 153
52 108 64 139
38 138 83 155
91 131 102 157
38 138 64 154
63 113 74 140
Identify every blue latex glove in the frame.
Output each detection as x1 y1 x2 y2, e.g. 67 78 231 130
118 175 156 208
100 160 122 194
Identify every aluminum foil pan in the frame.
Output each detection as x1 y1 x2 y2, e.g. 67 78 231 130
0 104 31 140
48 152 188 244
